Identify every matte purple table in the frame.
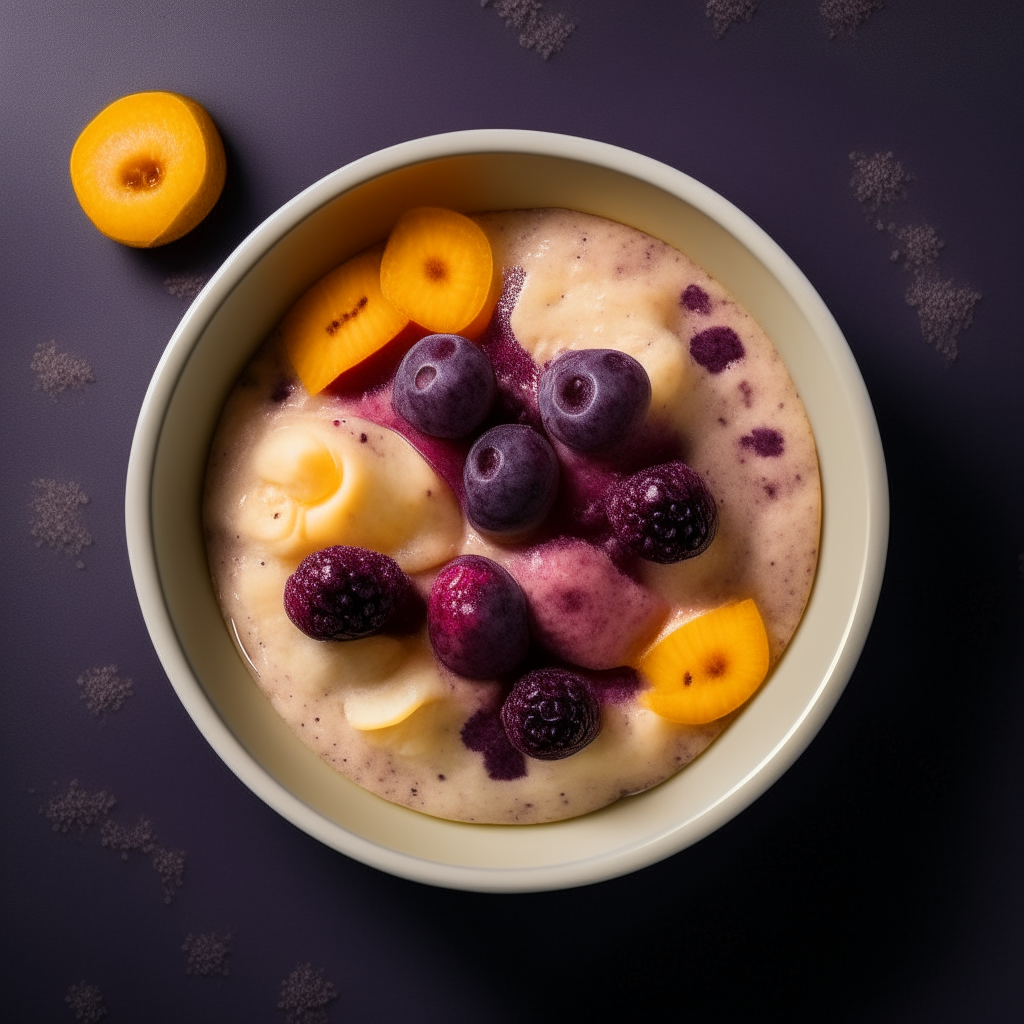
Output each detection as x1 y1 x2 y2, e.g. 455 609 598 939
2 2 1021 1020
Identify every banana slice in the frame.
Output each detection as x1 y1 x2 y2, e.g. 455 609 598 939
237 416 462 572
343 644 446 730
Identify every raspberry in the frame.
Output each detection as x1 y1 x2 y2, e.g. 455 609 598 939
501 668 601 760
606 461 718 564
284 546 412 641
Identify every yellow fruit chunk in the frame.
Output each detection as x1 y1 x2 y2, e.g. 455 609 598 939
638 599 770 724
282 246 410 395
238 417 462 574
69 91 226 247
380 207 498 338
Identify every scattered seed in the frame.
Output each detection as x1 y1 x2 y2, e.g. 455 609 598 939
278 963 338 1024
888 222 945 270
29 479 92 565
163 273 208 301
183 931 233 977
849 151 914 213
45 781 116 833
706 0 758 37
905 271 981 364
482 0 575 60
820 0 883 38
99 817 157 860
64 981 107 1023
31 341 95 399
152 845 187 905
77 664 134 716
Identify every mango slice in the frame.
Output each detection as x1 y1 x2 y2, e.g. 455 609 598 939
69 91 226 247
638 599 770 724
282 246 410 395
380 207 498 337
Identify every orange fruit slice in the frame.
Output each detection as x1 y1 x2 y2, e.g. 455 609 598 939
379 207 498 338
282 246 410 395
638 599 770 724
69 91 226 248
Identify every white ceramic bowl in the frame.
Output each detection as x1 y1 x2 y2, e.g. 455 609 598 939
126 130 887 892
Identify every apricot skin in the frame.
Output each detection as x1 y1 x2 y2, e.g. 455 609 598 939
69 91 226 247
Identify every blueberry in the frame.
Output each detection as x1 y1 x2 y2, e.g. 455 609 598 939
538 348 651 453
464 424 559 535
392 333 496 438
284 546 413 641
428 555 530 679
607 461 718 563
501 668 601 760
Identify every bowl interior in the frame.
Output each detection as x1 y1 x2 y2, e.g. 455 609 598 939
137 138 886 891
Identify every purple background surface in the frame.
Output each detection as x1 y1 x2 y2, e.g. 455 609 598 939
2 1 1022 1020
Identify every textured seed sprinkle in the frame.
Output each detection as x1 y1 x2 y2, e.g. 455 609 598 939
163 273 208 301
905 271 981 364
77 664 134 716
29 479 92 567
278 963 338 1024
45 781 116 833
31 341 95 399
99 817 157 860
849 151 914 212
152 845 187 905
889 222 945 270
706 0 758 37
183 931 233 977
820 0 883 38
481 0 575 60
65 981 107 1023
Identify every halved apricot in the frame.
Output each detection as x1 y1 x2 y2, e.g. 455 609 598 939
69 91 226 247
379 207 498 338
282 246 410 395
638 599 770 724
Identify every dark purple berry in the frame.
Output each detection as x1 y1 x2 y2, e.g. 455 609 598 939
284 546 412 641
428 555 530 679
607 461 718 564
689 326 745 373
681 284 711 315
392 333 496 438
538 348 651 454
501 668 601 761
464 424 559 535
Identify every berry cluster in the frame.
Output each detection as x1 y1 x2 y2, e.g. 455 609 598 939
284 310 723 772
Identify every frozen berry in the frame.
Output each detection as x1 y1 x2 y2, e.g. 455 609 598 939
428 555 530 679
538 348 651 453
284 546 412 641
607 461 718 563
501 668 601 760
464 424 559 535
392 333 496 438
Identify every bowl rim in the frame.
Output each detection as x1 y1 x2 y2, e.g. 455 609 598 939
126 129 888 892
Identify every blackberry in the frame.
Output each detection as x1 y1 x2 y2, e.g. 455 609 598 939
284 546 412 641
501 668 601 760
607 461 718 564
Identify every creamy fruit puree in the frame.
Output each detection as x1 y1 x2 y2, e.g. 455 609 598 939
203 209 820 824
